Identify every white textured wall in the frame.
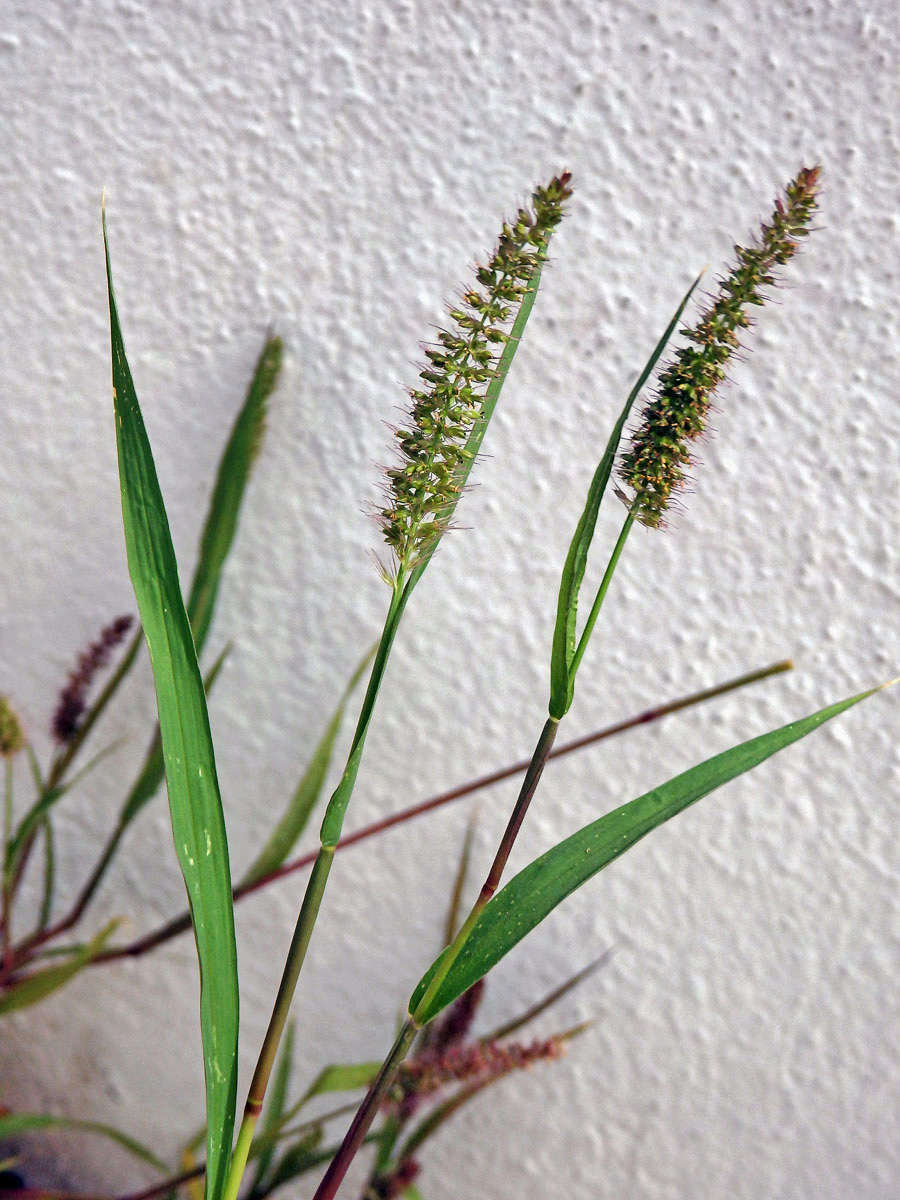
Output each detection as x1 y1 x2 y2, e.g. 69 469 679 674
1 1 898 1197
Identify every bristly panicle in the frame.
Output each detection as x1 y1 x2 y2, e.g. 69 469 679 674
618 165 820 528
52 614 135 743
430 979 485 1051
389 1035 566 1122
379 173 573 576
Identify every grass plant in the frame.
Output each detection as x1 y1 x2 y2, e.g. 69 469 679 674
1 163 892 1200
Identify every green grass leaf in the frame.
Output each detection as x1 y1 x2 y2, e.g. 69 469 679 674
119 644 231 828
37 814 54 932
5 742 122 883
0 920 118 1015
104 207 239 1200
549 274 702 719
295 1061 381 1108
242 647 373 886
187 335 282 654
260 1129 325 1193
0 1109 167 1171
91 337 277 867
410 686 884 1022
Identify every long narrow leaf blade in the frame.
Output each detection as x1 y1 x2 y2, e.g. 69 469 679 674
104 208 239 1200
120 644 231 827
549 273 702 719
411 686 884 1022
0 1108 167 1171
7 742 121 873
295 1061 381 1110
0 920 118 1015
187 335 283 653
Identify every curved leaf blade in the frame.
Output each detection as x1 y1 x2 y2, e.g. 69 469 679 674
411 686 883 1022
0 1108 167 1171
104 209 239 1200
549 273 702 719
0 920 118 1015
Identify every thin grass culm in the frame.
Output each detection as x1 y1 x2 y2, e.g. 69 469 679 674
309 166 824 1200
222 174 573 1200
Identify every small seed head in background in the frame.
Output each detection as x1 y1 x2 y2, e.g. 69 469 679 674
0 696 24 758
52 614 135 744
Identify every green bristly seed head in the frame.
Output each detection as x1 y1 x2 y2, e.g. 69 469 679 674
0 695 24 758
380 173 573 575
618 165 821 528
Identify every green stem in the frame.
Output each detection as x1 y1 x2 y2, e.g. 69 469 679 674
308 715 561 1200
568 509 635 682
1 760 13 964
410 715 559 1028
222 847 334 1200
312 1019 419 1200
225 581 410 1200
310 504 639 1197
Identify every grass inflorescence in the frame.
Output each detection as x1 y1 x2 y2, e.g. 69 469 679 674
618 165 820 528
379 173 572 576
51 614 134 744
0 697 23 759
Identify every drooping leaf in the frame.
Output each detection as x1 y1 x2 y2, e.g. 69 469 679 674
0 1108 167 1171
242 646 374 886
411 686 884 1022
548 274 702 719
187 335 283 654
104 207 239 1200
0 920 118 1015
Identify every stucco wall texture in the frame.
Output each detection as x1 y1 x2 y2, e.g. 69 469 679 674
1 1 898 1197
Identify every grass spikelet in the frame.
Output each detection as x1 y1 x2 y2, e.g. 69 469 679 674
618 165 820 528
379 173 573 575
